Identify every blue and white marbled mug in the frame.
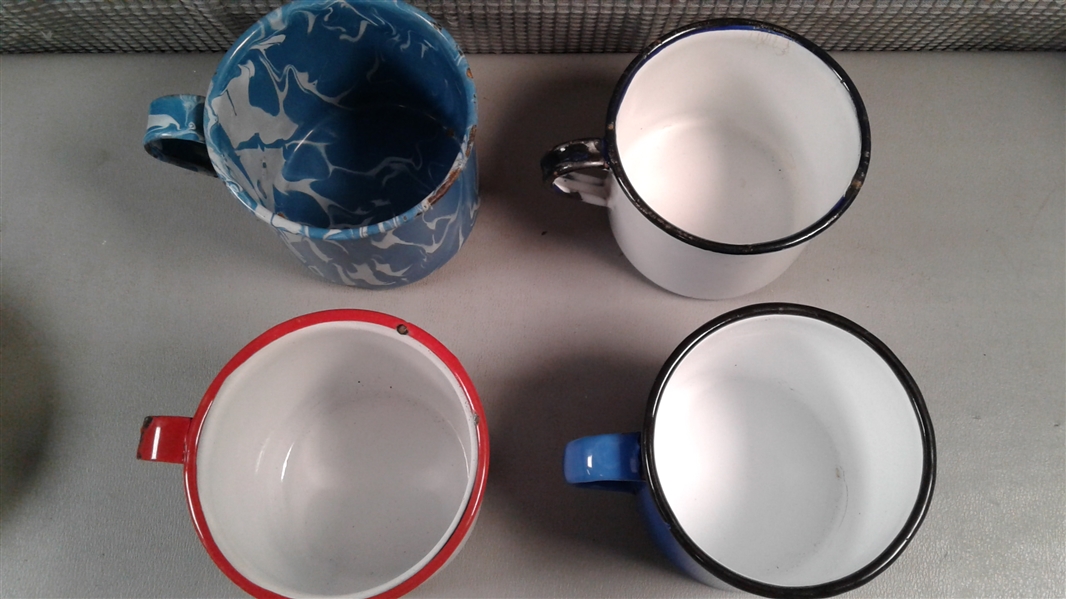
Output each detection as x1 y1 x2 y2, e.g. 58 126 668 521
144 0 478 288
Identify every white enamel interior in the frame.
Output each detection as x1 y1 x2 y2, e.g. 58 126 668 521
652 314 924 587
615 28 861 245
607 179 806 299
196 321 478 598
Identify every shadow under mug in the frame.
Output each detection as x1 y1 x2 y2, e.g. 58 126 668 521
145 0 478 288
543 20 870 300
138 310 489 598
564 303 935 598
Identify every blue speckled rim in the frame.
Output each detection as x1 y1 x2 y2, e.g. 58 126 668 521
605 19 871 256
203 0 477 241
642 303 936 598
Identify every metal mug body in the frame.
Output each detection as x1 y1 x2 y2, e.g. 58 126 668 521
543 20 870 299
145 0 479 288
138 310 489 599
564 304 935 598
606 176 806 299
271 152 478 287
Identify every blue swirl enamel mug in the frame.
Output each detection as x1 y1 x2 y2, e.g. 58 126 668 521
145 0 478 288
564 304 935 598
542 20 870 300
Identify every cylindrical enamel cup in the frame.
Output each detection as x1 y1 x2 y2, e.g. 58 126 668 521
565 303 934 597
139 310 489 598
543 21 870 299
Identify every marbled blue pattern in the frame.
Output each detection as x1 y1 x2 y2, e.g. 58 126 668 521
144 95 216 175
144 0 478 288
279 150 478 286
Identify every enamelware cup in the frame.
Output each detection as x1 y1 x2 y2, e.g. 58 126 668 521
564 303 935 597
145 0 478 288
138 310 489 598
542 20 870 299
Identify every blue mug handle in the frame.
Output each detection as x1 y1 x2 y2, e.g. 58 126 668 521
143 95 217 176
563 432 644 493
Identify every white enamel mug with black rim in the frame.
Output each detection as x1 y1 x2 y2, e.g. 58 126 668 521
564 304 935 597
542 20 870 300
137 310 488 599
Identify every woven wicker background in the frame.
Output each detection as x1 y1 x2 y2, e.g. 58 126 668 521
2 0 1064 53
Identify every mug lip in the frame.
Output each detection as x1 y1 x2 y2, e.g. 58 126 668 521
203 0 478 242
603 19 871 256
179 309 490 599
641 303 936 598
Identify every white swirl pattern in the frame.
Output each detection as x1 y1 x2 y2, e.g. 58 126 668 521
144 95 217 175
146 0 478 288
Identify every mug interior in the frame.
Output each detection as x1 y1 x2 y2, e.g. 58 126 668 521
195 320 479 598
651 312 925 587
614 26 862 246
206 0 474 232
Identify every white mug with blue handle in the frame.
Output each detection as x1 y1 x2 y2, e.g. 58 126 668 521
564 303 935 597
145 0 478 288
543 20 870 300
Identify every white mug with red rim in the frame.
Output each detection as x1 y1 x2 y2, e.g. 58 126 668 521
138 310 489 598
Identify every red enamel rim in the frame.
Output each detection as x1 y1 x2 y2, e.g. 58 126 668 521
180 309 490 599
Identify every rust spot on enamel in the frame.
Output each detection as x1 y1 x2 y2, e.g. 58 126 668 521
465 124 477 156
427 164 463 207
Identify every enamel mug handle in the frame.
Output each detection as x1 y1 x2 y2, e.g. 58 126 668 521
137 416 192 464
143 95 217 176
541 138 610 206
563 432 643 493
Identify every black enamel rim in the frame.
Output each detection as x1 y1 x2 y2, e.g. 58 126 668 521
604 20 872 255
641 303 936 599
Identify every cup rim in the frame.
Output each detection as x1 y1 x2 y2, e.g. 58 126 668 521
202 0 478 241
641 303 935 598
604 19 871 256
178 309 490 599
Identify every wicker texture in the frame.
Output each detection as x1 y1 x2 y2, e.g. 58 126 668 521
3 0 1064 53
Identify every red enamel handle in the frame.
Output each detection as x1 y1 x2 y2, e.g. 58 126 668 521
137 416 192 463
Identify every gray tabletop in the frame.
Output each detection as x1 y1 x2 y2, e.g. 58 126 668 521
1 52 1063 598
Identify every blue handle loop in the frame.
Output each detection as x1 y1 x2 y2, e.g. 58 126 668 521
563 432 643 493
143 95 216 176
